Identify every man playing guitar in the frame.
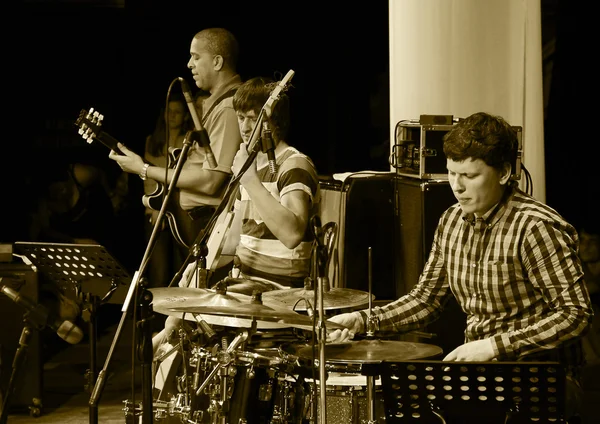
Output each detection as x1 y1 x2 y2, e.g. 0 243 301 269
109 28 243 277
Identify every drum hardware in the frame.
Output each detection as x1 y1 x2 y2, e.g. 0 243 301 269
194 329 249 422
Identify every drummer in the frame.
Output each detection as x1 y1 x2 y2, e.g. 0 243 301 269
153 76 321 352
327 112 593 422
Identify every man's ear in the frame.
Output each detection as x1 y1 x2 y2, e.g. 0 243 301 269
213 55 224 71
499 162 512 185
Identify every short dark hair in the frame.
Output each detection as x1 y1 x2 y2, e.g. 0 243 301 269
443 112 518 172
195 28 239 69
233 77 291 141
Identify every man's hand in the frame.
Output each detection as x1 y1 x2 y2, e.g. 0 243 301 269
108 143 145 175
443 338 495 361
231 144 257 186
326 312 362 343
179 262 196 288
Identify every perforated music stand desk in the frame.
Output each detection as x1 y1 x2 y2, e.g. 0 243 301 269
13 241 130 305
12 241 132 403
362 360 567 423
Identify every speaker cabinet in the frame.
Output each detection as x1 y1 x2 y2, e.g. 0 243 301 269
318 173 397 301
395 177 466 354
0 262 43 412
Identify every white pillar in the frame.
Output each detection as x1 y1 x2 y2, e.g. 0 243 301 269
389 0 545 200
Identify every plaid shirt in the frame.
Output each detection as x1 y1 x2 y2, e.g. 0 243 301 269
357 187 593 376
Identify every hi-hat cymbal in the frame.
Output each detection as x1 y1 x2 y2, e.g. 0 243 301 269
295 339 443 363
149 287 289 329
262 287 374 311
169 302 346 332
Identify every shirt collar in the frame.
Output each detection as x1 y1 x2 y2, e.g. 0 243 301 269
203 74 242 113
461 185 515 228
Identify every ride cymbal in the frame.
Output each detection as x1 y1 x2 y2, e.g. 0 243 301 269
262 287 374 311
295 339 443 363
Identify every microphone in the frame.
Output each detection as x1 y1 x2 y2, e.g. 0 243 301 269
261 121 277 174
1 285 84 345
194 315 216 339
179 77 218 168
303 298 314 318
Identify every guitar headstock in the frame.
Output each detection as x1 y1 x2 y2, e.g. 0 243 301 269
75 108 104 145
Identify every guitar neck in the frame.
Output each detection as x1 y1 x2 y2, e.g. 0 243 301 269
96 130 125 155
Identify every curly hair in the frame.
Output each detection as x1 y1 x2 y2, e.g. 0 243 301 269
443 112 518 172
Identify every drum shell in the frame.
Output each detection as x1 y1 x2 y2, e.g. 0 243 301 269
303 373 386 424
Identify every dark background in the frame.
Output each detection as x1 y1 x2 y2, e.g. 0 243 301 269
5 0 595 267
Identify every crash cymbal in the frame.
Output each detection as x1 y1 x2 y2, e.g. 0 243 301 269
169 302 346 332
262 287 374 311
295 339 443 363
149 287 288 329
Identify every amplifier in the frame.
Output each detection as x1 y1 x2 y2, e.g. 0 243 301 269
392 119 522 181
318 172 397 301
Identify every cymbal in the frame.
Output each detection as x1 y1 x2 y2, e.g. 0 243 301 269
213 277 279 296
262 287 374 311
295 339 443 363
169 302 346 332
149 287 289 329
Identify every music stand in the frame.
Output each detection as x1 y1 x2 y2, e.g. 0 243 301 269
12 241 131 423
366 360 566 423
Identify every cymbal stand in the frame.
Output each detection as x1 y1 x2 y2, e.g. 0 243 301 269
365 246 380 424
89 124 195 424
310 215 329 424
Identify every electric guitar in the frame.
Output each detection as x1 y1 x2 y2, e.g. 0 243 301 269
75 108 196 248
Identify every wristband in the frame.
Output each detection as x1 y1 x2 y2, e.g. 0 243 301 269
139 163 150 180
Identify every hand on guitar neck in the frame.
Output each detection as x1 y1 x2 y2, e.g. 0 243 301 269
75 108 191 246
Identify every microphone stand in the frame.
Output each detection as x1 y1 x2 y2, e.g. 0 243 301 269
88 130 194 424
310 218 329 424
169 108 268 291
365 246 380 424
0 313 40 424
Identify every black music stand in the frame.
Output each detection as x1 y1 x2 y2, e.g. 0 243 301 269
366 360 567 423
12 241 131 423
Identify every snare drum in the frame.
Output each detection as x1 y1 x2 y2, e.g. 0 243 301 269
303 373 386 424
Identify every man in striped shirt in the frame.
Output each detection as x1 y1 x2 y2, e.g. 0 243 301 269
328 112 593 418
228 76 320 289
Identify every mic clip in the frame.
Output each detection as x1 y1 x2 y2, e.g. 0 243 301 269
261 121 278 174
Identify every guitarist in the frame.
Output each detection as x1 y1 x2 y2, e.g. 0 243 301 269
109 27 243 278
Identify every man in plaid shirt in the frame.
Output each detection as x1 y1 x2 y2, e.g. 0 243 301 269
328 112 593 419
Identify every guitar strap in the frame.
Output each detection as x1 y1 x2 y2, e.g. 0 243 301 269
201 87 238 126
